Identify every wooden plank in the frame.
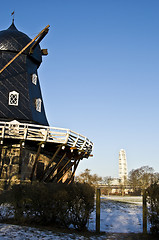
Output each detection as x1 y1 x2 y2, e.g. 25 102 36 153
40 145 62 181
96 188 101 233
143 191 147 233
68 159 80 184
52 158 72 182
57 161 75 183
30 144 42 182
44 152 67 182
29 28 49 54
18 141 24 175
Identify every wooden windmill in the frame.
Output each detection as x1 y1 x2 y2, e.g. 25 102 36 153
0 21 93 189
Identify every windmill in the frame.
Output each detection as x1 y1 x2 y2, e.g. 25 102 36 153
0 22 93 189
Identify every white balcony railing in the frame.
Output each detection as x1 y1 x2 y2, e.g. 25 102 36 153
0 121 93 154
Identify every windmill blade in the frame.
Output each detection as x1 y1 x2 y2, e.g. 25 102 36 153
29 28 49 54
0 25 50 74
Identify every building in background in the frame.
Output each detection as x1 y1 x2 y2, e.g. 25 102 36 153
99 149 131 195
119 149 128 183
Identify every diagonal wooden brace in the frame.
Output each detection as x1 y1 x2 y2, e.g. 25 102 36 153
51 158 72 182
40 145 62 181
68 159 80 184
44 152 67 182
30 143 42 182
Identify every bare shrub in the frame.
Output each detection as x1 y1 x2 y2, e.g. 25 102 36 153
0 182 94 230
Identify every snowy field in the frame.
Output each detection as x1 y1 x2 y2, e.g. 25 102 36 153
102 196 143 205
0 196 149 239
88 196 148 233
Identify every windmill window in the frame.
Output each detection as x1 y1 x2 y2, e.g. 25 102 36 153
35 98 42 112
32 73 37 85
9 91 19 106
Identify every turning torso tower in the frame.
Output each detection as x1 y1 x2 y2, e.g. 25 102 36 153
119 149 128 183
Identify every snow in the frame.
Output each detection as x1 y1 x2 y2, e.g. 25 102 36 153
88 197 146 233
0 196 150 239
102 196 143 205
0 224 107 240
0 224 83 240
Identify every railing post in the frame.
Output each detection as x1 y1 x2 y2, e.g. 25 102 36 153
96 188 101 233
143 190 147 234
65 130 70 144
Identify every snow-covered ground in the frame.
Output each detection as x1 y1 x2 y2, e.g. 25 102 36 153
102 196 143 205
0 224 108 240
0 196 149 239
88 196 148 233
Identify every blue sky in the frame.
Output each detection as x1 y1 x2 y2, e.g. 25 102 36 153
1 0 159 177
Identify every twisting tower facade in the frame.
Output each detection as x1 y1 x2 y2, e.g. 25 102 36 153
119 149 128 183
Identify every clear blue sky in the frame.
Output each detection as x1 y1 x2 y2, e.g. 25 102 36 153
1 0 159 177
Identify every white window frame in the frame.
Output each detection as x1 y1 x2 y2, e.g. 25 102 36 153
35 98 42 112
32 73 37 85
9 91 19 106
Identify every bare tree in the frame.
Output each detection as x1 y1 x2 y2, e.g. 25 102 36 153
76 169 102 187
102 176 113 196
128 166 158 194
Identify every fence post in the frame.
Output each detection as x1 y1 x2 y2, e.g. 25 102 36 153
96 188 101 233
143 190 147 234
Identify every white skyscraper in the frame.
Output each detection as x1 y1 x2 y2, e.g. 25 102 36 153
119 149 128 183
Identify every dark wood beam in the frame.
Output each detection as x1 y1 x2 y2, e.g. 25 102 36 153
68 159 80 184
0 144 4 177
57 161 75 183
41 49 48 55
67 152 85 184
51 158 72 182
30 143 42 182
44 152 67 182
40 145 62 181
18 141 24 175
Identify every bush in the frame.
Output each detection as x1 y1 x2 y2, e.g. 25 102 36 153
0 182 94 230
146 183 159 234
